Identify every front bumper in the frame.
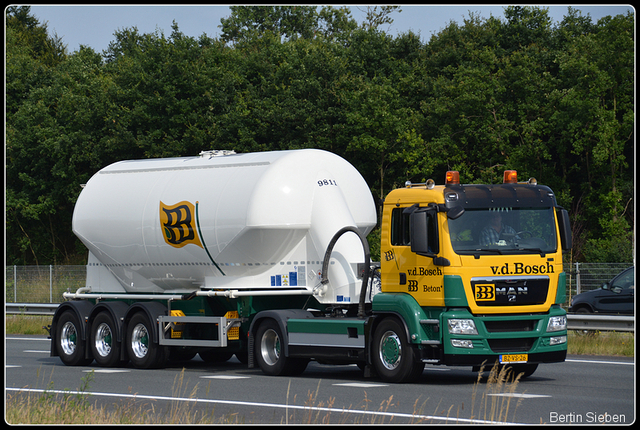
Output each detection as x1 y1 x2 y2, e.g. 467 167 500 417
438 305 567 366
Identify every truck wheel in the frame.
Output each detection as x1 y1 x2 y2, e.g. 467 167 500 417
372 318 424 383
255 319 308 376
90 312 125 367
126 312 166 369
56 310 93 366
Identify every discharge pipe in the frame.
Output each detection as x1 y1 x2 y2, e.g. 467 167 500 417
320 226 371 318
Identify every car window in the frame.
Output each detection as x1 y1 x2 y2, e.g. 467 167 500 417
612 268 634 290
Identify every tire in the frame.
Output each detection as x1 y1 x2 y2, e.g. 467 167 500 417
255 319 308 376
90 312 126 367
372 317 424 383
126 312 167 369
56 310 93 366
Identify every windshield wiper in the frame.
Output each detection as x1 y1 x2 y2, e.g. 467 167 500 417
456 248 506 258
516 247 547 257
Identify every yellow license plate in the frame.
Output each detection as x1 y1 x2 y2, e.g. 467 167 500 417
499 354 528 364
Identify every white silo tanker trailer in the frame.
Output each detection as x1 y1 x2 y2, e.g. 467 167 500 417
50 149 571 382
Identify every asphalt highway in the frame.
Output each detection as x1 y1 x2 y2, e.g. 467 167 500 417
6 335 635 424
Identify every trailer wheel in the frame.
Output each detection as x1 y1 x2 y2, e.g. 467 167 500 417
255 319 308 376
372 318 424 383
56 310 93 366
126 312 166 369
90 312 125 367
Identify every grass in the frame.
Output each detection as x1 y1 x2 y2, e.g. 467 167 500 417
567 330 634 356
6 369 243 424
6 315 53 335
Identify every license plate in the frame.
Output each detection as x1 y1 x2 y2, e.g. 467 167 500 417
499 354 528 364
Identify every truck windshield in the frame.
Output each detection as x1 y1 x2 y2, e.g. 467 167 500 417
448 207 557 255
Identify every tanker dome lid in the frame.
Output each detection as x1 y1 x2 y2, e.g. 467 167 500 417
199 150 237 158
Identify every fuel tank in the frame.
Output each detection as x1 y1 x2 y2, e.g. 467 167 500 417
72 149 377 304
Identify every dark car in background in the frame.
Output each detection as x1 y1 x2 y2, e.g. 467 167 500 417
569 266 634 315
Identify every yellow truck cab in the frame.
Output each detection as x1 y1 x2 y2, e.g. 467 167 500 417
377 170 572 376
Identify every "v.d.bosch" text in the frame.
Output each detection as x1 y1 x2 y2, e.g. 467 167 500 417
490 262 554 275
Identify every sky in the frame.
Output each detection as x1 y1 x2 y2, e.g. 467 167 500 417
27 4 634 54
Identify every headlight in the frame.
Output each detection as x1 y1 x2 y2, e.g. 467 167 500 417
448 319 478 335
547 315 567 332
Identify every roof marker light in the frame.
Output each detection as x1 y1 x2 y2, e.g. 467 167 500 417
446 171 460 185
503 170 518 184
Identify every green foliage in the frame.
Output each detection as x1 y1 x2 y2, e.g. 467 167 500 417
220 6 358 45
5 6 634 265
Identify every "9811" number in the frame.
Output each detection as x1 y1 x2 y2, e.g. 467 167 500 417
317 179 338 187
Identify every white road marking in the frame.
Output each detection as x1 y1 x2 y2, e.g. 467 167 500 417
23 350 50 353
200 375 250 380
566 358 633 366
83 369 131 373
332 382 388 388
488 393 551 398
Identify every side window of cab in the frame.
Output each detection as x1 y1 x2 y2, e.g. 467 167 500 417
390 208 411 246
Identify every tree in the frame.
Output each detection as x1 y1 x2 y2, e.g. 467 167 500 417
220 5 358 45
103 23 234 159
5 6 66 66
5 6 633 265
7 46 112 264
359 5 402 31
553 12 634 262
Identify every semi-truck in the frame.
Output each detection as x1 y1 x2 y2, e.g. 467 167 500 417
50 149 571 382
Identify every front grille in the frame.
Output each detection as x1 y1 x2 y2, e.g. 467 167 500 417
472 276 549 306
484 320 537 333
488 338 535 353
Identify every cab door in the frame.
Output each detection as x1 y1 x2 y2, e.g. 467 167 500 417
380 206 444 307
380 206 417 294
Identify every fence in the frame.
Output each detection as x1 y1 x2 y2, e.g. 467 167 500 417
5 263 633 304
564 262 633 297
5 265 86 304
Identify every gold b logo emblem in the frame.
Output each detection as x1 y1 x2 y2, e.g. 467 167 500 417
159 201 203 248
475 284 495 301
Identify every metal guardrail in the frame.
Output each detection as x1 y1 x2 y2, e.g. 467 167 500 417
6 303 635 332
6 303 59 316
566 314 635 332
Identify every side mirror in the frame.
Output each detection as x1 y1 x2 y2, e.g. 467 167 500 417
409 209 450 266
410 209 430 255
557 209 572 251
